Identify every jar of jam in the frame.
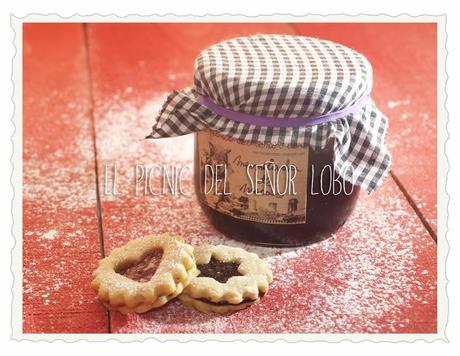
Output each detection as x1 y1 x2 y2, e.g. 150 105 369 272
193 132 360 246
147 34 391 246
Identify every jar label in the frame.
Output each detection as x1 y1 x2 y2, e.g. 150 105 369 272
197 130 308 224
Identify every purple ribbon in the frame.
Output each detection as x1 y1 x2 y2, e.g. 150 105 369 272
199 95 370 128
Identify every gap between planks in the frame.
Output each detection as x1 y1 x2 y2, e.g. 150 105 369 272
79 23 435 331
288 22 437 243
390 171 437 242
82 23 113 333
80 22 438 247
78 22 437 334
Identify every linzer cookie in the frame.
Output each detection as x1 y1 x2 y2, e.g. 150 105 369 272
179 244 273 314
91 233 196 314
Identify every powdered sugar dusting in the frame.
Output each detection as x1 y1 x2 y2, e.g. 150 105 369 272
387 99 411 109
23 23 437 335
23 35 109 333
41 229 58 240
93 91 437 334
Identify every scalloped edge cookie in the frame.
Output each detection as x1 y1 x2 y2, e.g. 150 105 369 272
178 244 273 314
92 233 196 314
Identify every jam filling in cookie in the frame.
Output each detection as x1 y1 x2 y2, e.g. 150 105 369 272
197 292 266 306
178 244 272 314
116 249 163 283
197 256 242 283
92 234 196 314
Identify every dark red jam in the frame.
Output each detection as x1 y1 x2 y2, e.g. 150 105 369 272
197 257 242 283
116 250 163 282
194 135 360 247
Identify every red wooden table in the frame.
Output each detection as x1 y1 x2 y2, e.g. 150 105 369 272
22 22 437 334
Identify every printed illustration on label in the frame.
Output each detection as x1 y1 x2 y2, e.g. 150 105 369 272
197 130 309 224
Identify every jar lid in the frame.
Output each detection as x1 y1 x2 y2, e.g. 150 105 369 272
194 34 372 119
147 35 391 192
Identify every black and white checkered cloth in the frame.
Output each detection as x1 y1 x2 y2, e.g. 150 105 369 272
147 34 391 192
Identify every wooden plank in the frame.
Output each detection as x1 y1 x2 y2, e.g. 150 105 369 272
293 23 438 235
87 23 436 333
109 179 437 334
22 23 108 333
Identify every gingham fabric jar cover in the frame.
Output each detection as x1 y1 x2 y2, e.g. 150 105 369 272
147 34 392 192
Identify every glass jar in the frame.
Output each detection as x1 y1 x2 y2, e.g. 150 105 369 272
147 35 391 246
194 130 360 246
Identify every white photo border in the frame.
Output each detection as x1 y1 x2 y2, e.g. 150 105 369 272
10 13 449 342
